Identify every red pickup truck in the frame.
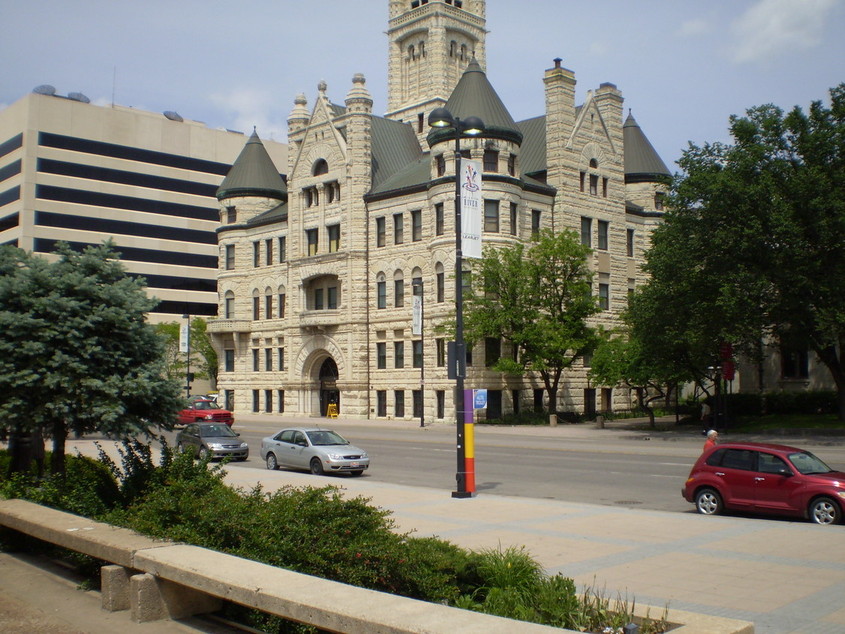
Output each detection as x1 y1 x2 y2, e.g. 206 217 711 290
177 399 234 427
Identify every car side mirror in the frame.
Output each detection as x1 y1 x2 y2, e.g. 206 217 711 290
779 468 793 477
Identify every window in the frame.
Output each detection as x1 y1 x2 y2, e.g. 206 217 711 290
314 288 324 310
277 389 285 413
721 449 755 471
579 171 585 192
265 348 272 372
413 390 423 418
375 216 386 247
326 181 340 203
411 210 422 242
253 241 260 267
483 149 498 172
377 390 387 417
224 349 235 372
327 286 337 309
377 277 387 309
394 341 405 369
758 452 790 475
436 154 446 177
598 220 609 250
225 244 235 270
394 213 404 245
252 390 260 413
224 291 235 319
589 174 599 196
781 347 809 379
306 228 318 256
394 273 404 308
436 269 445 303
265 239 273 265
413 340 423 368
395 390 405 417
598 283 610 310
304 186 319 207
436 390 445 418
465 342 473 367
278 236 286 263
531 209 541 237
253 293 260 320
580 217 592 247
312 159 328 176
626 228 635 257
278 292 286 318
507 154 516 176
252 348 260 372
435 203 444 236
265 291 273 319
484 199 499 233
436 338 445 366
278 347 285 371
602 177 608 198
328 224 340 253
655 192 665 211
377 342 386 369
226 206 236 223
510 202 518 235
485 337 501 367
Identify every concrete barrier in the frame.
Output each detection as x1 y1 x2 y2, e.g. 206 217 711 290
0 499 754 633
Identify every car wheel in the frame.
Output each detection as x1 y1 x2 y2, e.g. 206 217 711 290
266 453 278 470
695 488 723 515
350 470 364 476
808 497 841 525
310 458 324 476
198 446 210 460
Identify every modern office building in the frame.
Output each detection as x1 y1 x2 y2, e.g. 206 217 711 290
0 89 287 320
209 0 671 420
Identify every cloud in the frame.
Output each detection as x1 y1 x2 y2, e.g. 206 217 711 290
731 0 839 63
678 18 711 37
210 88 288 142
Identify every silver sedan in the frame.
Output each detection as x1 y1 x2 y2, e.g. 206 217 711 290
260 427 369 476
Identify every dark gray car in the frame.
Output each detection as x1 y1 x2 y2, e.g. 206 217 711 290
176 422 249 461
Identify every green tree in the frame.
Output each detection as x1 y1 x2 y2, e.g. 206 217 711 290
153 317 218 389
463 230 599 416
0 242 184 474
634 84 845 418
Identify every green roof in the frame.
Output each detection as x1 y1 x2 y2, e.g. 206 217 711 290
623 113 671 181
216 130 286 201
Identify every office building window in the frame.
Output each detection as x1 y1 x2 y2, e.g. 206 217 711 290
602 177 608 198
436 390 445 418
484 199 499 233
306 228 318 256
394 341 405 369
328 224 340 253
655 192 665 210
394 213 404 245
485 337 501 367
376 217 386 247
411 209 422 241
224 349 235 372
598 220 609 251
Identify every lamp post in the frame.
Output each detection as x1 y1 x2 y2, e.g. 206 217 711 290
428 107 485 499
181 313 192 398
412 278 425 428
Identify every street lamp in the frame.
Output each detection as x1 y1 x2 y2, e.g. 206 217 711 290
428 107 485 499
181 313 192 398
412 277 425 428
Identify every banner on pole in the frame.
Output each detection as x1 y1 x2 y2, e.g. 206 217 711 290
179 322 189 353
473 389 487 409
461 159 483 258
412 295 422 336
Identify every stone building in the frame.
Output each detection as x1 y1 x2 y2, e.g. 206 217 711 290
210 0 670 421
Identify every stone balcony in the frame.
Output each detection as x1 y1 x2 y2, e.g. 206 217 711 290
206 319 252 334
298 309 341 331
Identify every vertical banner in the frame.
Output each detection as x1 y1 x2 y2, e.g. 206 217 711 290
412 295 422 336
460 159 483 258
179 321 189 354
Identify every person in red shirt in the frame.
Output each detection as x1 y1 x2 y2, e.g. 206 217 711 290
703 429 718 451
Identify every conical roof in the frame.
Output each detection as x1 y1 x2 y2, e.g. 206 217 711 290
623 113 670 182
216 130 286 200
429 59 522 145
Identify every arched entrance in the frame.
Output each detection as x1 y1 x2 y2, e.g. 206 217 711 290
318 357 339 416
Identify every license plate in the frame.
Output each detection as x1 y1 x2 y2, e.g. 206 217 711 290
350 462 359 467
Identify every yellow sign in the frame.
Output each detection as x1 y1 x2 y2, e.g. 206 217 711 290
326 403 338 418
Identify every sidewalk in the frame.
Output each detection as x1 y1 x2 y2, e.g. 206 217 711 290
4 421 845 634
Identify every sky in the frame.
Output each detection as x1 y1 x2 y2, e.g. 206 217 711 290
2 0 843 172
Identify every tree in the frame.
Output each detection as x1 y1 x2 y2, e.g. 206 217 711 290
154 317 218 389
463 229 599 416
0 242 184 474
637 84 845 418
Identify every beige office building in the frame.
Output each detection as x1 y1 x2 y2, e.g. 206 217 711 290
0 90 287 321
209 0 670 421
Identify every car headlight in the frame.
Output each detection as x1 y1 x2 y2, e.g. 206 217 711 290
360 452 368 459
207 443 224 449
326 453 344 461
204 414 214 420
240 443 248 449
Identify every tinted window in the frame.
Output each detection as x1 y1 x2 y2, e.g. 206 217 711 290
705 448 727 466
721 449 755 471
757 453 790 475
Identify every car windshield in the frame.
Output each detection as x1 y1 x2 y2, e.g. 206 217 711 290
200 425 236 438
306 430 349 446
193 401 221 410
788 451 833 475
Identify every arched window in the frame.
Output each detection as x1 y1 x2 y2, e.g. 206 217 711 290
265 286 274 320
224 291 235 319
312 159 328 176
589 158 598 168
450 41 457 57
252 289 260 320
394 270 405 308
277 285 287 319
376 272 387 309
435 262 445 303
408 45 416 61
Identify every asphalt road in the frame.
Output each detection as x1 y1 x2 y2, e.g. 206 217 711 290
165 417 845 515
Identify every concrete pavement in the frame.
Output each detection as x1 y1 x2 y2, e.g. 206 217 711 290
4 418 845 633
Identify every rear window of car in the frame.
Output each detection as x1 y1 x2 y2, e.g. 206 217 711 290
707 448 756 471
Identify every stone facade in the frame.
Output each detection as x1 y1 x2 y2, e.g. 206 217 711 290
211 0 669 421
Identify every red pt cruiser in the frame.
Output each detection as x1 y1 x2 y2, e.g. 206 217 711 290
683 442 845 525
